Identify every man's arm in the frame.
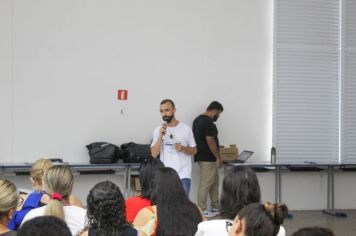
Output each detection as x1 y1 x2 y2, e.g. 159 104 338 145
175 145 197 156
206 136 223 167
150 139 161 158
151 124 166 158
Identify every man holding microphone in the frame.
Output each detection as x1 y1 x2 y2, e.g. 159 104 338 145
151 99 197 196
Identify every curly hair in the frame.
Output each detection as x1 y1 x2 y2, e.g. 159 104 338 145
86 180 129 236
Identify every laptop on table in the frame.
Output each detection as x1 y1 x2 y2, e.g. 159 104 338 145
227 150 254 163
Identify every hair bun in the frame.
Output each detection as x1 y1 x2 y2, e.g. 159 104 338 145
263 202 288 225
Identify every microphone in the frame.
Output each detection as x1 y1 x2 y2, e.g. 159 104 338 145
162 122 167 136
161 116 171 140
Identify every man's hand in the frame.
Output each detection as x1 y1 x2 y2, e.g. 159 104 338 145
174 143 184 152
160 124 167 138
216 157 223 168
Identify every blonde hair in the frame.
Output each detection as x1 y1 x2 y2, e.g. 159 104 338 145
0 179 18 219
30 159 53 185
42 165 74 220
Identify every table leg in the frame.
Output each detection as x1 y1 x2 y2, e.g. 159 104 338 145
323 165 347 217
275 165 281 203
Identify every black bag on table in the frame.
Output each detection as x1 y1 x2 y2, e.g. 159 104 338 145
86 142 124 164
120 142 152 163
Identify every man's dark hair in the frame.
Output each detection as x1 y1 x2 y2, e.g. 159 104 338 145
207 101 223 111
17 216 71 236
160 99 175 108
291 227 335 236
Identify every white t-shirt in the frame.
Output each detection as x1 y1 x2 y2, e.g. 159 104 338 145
151 122 196 179
195 219 286 236
21 205 86 236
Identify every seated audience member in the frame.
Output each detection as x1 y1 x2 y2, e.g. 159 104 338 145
21 165 86 236
291 227 335 236
80 180 137 236
195 166 286 236
125 158 164 222
228 202 288 236
133 167 203 236
0 179 18 236
8 159 83 230
17 216 71 236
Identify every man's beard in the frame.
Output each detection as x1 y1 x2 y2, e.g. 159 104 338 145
163 115 174 123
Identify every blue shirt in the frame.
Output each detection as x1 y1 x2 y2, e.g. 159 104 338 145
8 192 44 230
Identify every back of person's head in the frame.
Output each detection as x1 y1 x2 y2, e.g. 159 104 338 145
139 157 164 199
42 165 74 220
291 227 335 236
207 101 224 112
87 180 128 235
150 167 202 236
0 179 18 222
30 159 53 187
232 202 288 236
150 167 188 206
17 216 71 236
220 166 261 220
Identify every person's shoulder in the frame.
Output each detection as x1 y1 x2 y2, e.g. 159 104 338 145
196 115 212 124
277 225 286 236
22 205 45 223
125 196 139 203
198 219 227 228
64 205 87 215
126 196 149 204
178 122 192 130
197 219 228 235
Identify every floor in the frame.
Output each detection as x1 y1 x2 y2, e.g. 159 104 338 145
283 210 356 236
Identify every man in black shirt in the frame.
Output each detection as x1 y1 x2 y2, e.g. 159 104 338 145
193 101 224 218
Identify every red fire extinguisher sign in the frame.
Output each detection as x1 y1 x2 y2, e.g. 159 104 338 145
118 90 128 100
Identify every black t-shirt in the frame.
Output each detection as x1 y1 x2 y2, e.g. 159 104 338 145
193 114 219 162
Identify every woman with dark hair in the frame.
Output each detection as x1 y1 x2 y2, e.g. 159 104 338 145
133 167 203 236
125 158 164 222
228 202 288 236
80 180 136 236
196 166 285 236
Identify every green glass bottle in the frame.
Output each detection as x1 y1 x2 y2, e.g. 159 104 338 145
271 147 276 164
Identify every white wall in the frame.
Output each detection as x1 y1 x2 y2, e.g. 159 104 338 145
1 0 356 210
0 0 12 162
1 0 273 163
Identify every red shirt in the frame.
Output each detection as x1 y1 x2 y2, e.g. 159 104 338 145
125 196 152 222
